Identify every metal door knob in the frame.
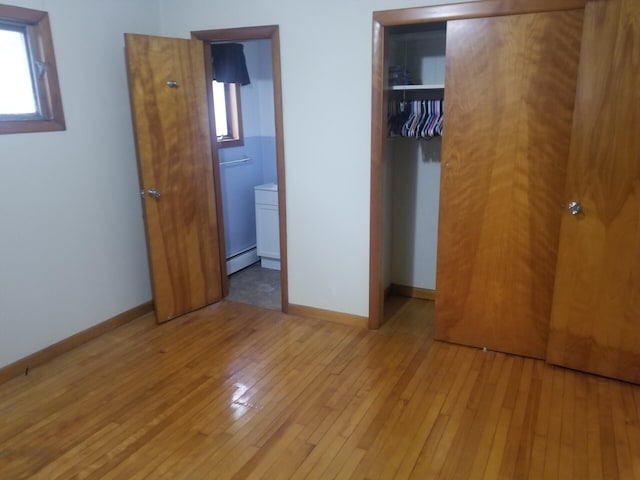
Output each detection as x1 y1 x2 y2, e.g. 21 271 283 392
567 201 582 215
147 188 161 199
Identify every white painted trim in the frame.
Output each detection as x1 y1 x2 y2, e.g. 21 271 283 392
260 258 281 270
227 247 259 275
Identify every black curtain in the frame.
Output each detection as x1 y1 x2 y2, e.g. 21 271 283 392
211 43 251 86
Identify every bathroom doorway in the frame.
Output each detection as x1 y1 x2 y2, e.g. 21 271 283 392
192 26 288 312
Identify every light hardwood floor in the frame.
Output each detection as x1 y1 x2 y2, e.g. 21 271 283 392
0 297 638 479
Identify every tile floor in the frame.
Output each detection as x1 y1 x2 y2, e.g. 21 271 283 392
226 262 281 311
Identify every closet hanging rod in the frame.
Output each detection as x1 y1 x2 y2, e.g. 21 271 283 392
220 156 251 167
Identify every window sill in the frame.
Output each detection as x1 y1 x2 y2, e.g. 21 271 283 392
217 138 244 149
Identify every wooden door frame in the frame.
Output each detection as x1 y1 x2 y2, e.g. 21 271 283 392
192 25 289 312
368 0 586 329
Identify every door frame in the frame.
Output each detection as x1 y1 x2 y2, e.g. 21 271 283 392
368 0 586 329
192 25 289 312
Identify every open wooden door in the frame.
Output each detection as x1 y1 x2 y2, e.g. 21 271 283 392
434 10 583 358
125 34 223 323
546 0 640 384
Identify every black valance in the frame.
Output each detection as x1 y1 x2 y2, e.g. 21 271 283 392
211 43 251 86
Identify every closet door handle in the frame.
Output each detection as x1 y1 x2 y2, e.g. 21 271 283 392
567 201 582 215
147 188 161 199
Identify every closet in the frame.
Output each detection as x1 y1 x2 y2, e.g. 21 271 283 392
370 0 640 384
383 23 445 302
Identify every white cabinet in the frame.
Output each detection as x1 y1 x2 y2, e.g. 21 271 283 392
254 183 280 270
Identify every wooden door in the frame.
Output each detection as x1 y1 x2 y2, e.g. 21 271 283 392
546 0 640 384
125 34 223 323
435 11 583 358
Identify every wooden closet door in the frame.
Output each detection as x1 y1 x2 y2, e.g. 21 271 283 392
435 11 583 358
546 0 640 384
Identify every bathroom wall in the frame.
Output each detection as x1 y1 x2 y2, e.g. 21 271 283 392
217 39 277 259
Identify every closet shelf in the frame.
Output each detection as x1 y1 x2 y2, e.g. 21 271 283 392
391 84 444 90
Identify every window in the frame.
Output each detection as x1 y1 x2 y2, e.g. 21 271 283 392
0 4 65 134
212 81 243 147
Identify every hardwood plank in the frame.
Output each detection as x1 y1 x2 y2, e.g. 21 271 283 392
622 386 640 480
480 358 532 479
335 447 366 480
289 331 423 478
408 350 484 478
0 298 639 479
512 360 543 480
587 376 605 480
185 323 366 478
559 369 576 480
330 344 456 479
443 354 515 479
598 379 621 479
610 382 634 480
371 344 456 478
572 373 589 480
542 367 565 479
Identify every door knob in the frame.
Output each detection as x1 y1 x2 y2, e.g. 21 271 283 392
567 201 582 215
147 188 161 199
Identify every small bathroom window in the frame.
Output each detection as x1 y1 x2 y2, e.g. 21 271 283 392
212 80 243 147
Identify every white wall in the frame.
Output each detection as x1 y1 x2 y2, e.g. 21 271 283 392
390 140 441 289
0 0 460 369
0 0 160 368
386 26 446 290
157 0 456 317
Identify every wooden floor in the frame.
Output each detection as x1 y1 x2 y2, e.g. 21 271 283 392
1 298 639 479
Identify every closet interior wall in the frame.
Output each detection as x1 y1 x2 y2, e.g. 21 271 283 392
383 24 446 308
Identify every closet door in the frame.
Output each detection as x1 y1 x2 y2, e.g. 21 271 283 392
546 0 640 384
435 10 583 358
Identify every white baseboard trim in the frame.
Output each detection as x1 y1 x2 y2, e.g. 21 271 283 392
227 247 259 275
260 257 281 270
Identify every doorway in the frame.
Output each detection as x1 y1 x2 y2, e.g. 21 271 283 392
192 25 288 313
370 14 447 330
